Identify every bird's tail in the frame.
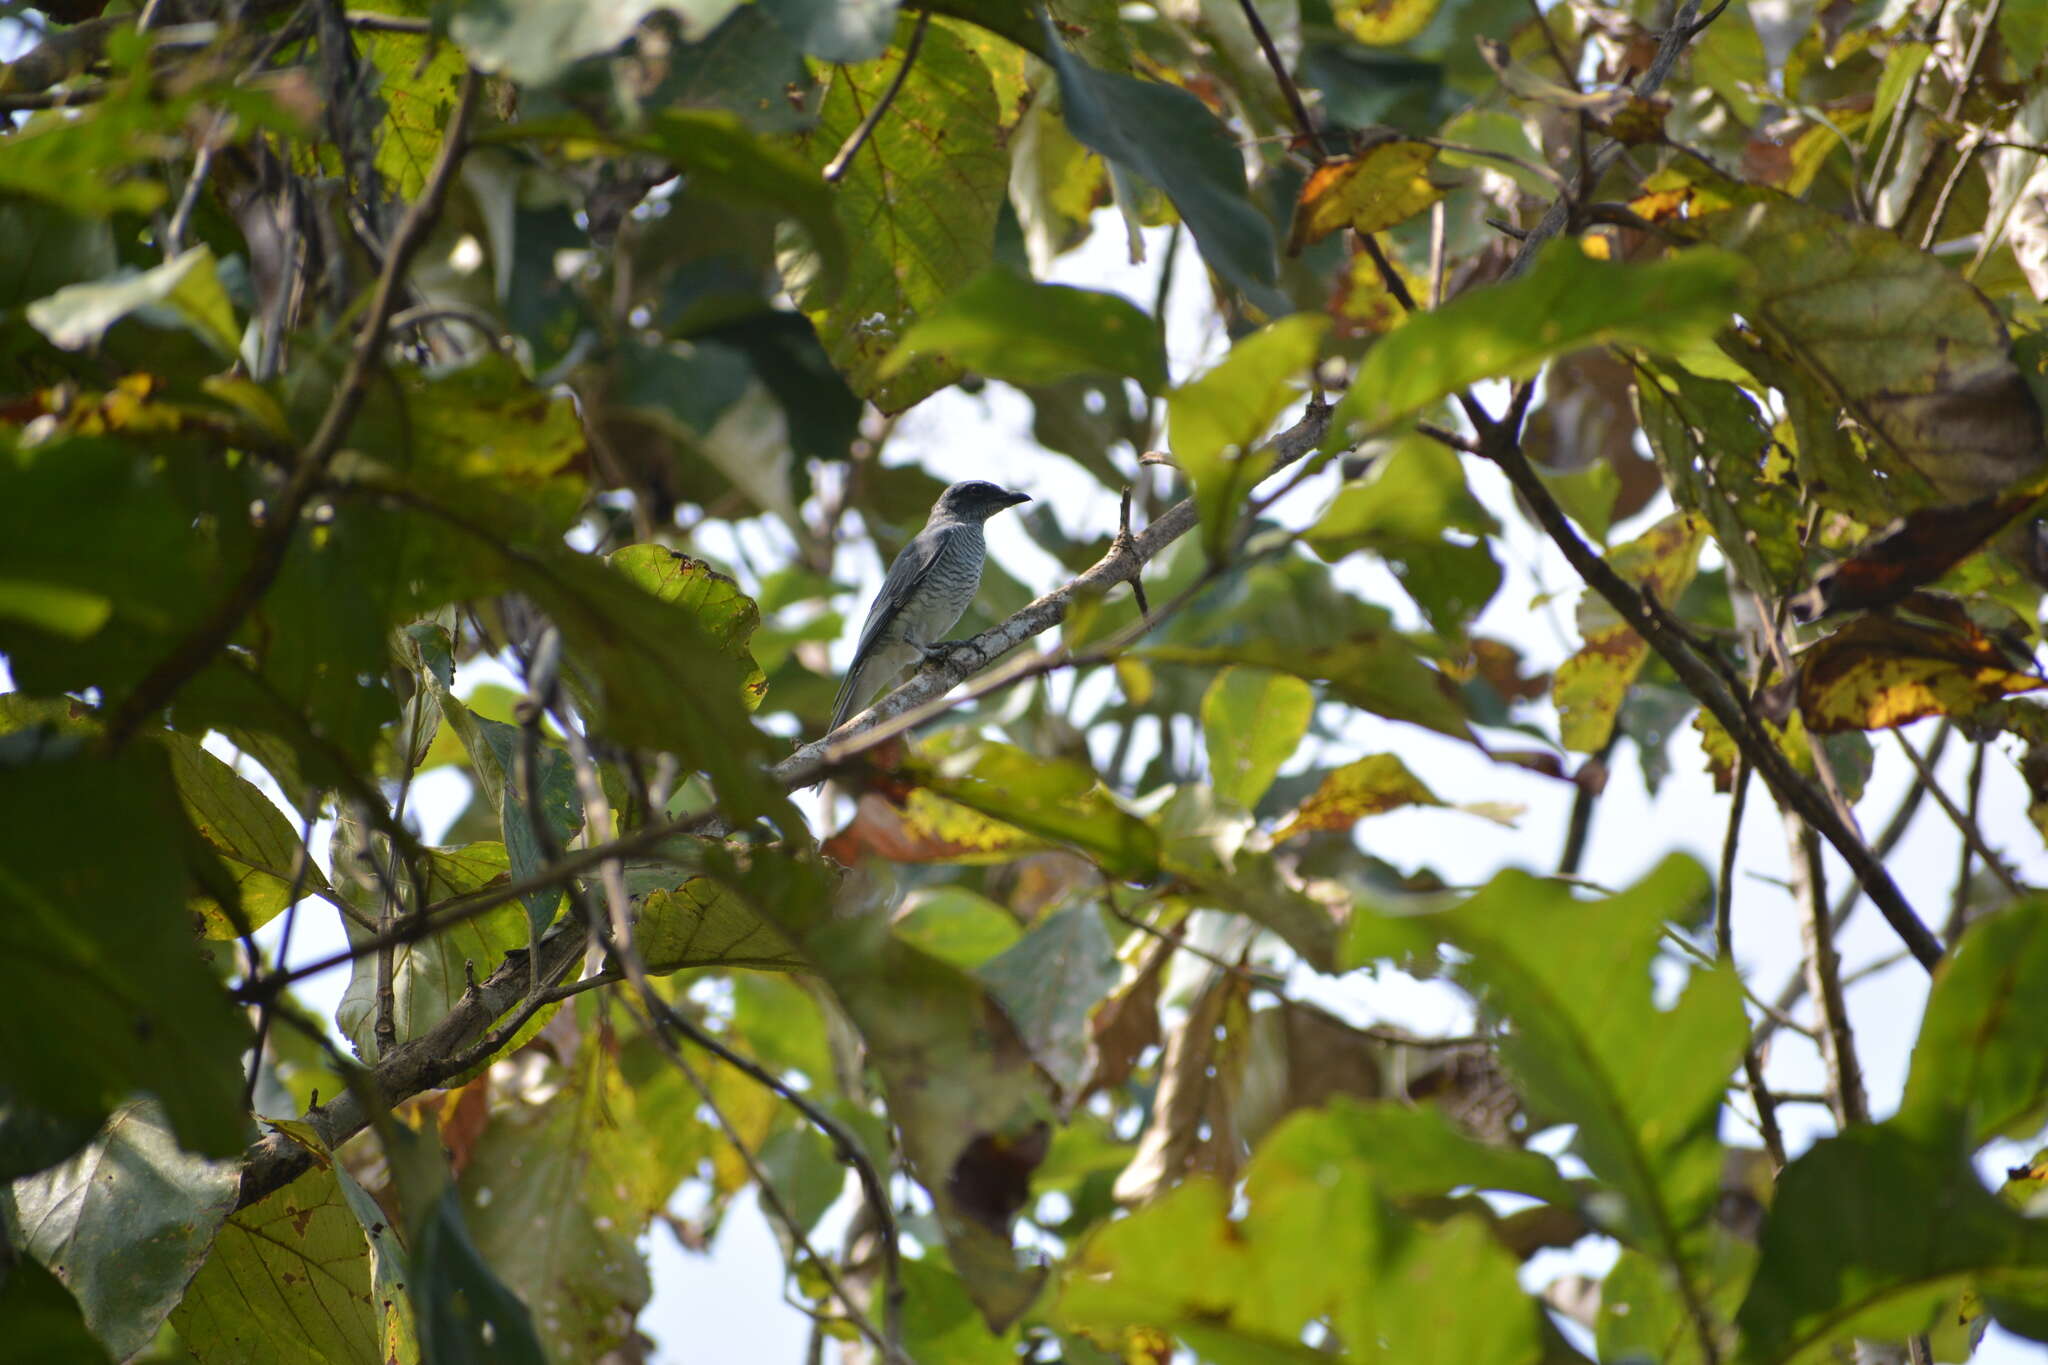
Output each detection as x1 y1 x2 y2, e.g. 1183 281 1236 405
827 663 867 738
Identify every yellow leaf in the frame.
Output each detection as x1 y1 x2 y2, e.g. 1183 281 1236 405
1288 141 1448 252
1333 0 1443 46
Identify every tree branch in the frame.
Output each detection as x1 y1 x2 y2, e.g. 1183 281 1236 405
1483 433 1943 971
235 921 586 1210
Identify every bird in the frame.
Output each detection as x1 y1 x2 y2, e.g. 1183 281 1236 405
827 479 1031 736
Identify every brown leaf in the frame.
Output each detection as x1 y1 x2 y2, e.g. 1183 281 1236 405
1789 483 2048 622
822 789 1048 865
1077 934 1171 1103
947 1121 1052 1234
1111 966 1251 1205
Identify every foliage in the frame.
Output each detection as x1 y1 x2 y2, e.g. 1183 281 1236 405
4 0 2048 1362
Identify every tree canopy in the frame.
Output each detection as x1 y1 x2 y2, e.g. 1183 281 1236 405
3 0 2048 1362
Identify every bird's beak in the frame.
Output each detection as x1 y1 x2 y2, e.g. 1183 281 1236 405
1002 490 1032 509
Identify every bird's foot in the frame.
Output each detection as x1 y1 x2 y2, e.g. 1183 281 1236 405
915 638 972 666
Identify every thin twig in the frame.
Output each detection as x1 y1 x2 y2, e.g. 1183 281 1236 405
822 10 930 183
1787 813 1870 1127
1715 757 1750 964
1946 736 1991 944
1504 0 1713 277
1895 730 2025 901
1233 0 1321 155
243 808 322 1110
101 69 483 751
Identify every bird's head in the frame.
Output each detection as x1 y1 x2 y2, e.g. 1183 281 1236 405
934 480 1031 523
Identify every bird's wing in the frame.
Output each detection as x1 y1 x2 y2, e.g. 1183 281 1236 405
829 524 959 732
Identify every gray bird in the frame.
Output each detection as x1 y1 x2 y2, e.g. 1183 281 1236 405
828 480 1031 735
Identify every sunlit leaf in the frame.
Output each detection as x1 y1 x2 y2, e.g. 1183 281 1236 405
1201 667 1314 811
1324 244 1747 446
1796 608 2048 733
1288 141 1449 252
159 731 326 939
789 22 1006 409
887 267 1169 393
1168 314 1329 561
27 246 239 356
1897 901 2048 1146
608 545 768 708
1331 0 1443 46
634 874 804 973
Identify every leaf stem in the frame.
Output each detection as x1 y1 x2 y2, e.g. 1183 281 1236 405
823 10 931 183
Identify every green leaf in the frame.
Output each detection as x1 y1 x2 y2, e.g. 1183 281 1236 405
1306 434 1503 634
629 109 850 307
1168 315 1329 561
633 874 804 973
1043 16 1287 316
0 1257 112 1365
1272 753 1450 839
333 835 531 1063
1146 636 1473 744
1635 361 1801 595
1251 1096 1573 1206
1324 243 1748 446
895 887 1025 968
789 21 1007 409
361 22 467 201
805 911 1052 1329
474 543 788 823
976 905 1121 1099
1736 1123 2048 1363
1897 900 2048 1146
466 713 585 936
159 731 326 939
449 0 742 85
387 1123 550 1365
0 745 249 1156
1201 667 1314 810
886 267 1169 393
608 546 768 708
172 1164 392 1365
27 246 240 356
1060 1119 1547 1365
461 1045 653 1363
9 1101 240 1362
0 102 176 217
1441 858 1739 1287
909 743 1161 881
